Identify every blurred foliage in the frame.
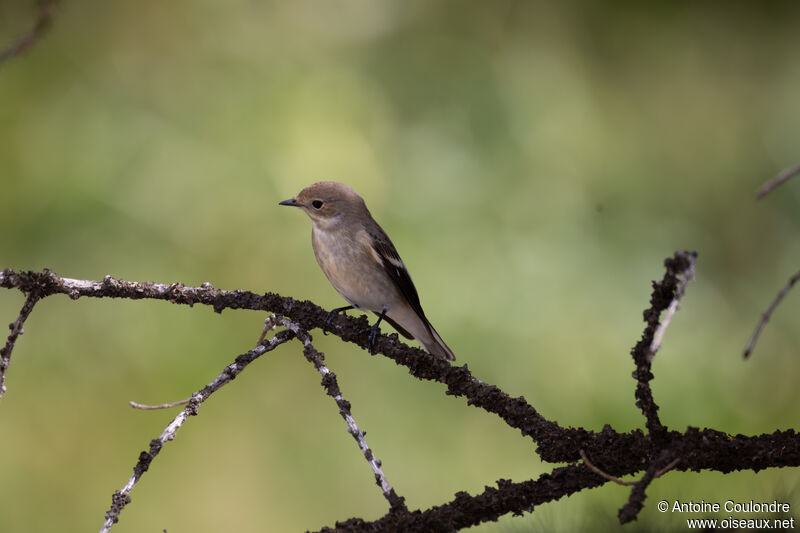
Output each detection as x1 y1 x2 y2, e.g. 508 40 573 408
1 1 799 532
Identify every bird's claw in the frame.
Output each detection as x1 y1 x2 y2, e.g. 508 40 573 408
358 323 382 354
322 305 354 335
359 306 388 354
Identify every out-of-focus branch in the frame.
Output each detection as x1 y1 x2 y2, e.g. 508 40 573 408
756 163 800 199
0 291 40 398
744 269 800 359
99 321 296 532
0 0 57 65
745 166 799 358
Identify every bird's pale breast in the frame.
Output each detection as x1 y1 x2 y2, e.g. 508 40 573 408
311 225 401 312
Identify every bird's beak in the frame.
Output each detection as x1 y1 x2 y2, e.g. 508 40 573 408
279 198 300 207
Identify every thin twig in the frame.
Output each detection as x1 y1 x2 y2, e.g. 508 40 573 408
99 327 296 532
0 0 57 65
280 317 406 511
744 269 800 359
579 450 681 489
756 163 800 199
0 291 40 399
579 449 635 486
654 457 681 478
129 398 191 410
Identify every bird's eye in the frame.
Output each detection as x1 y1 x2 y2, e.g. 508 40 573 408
311 200 324 209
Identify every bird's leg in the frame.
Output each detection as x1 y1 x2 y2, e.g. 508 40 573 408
322 305 354 335
359 306 388 354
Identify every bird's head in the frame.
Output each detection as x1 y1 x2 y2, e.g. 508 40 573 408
279 181 369 227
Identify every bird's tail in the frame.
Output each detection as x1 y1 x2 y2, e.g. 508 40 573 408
422 322 456 361
383 312 455 361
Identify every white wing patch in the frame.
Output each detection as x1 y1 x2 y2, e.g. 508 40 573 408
384 254 405 270
368 241 384 265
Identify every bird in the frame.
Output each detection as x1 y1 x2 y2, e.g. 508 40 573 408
279 181 455 360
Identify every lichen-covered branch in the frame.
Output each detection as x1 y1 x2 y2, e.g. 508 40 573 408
316 466 611 533
0 291 40 398
3 252 800 532
618 451 679 524
99 324 296 532
313 428 800 532
630 251 697 437
280 318 406 511
0 268 568 456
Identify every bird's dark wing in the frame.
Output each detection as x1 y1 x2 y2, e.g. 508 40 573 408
367 224 430 331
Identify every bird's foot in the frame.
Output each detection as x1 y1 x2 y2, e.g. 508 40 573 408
322 305 354 335
358 307 388 354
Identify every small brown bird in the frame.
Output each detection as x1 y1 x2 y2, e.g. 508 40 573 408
279 181 455 360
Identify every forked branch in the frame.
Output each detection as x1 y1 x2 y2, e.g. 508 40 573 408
2 252 799 532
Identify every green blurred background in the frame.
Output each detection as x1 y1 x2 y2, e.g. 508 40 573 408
1 1 799 531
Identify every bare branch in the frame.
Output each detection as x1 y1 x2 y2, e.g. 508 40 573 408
129 398 191 410
0 291 40 399
0 0 57 65
756 163 800 199
99 327 296 532
744 269 800 359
